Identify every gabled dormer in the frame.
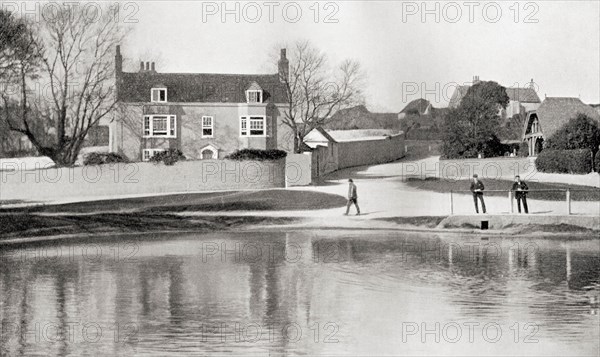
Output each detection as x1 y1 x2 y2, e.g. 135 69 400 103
245 82 263 103
151 86 167 103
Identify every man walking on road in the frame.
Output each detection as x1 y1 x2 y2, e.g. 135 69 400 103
470 174 486 214
345 179 360 215
511 175 529 214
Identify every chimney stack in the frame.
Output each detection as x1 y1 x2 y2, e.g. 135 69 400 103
145 62 150 71
115 45 122 75
140 61 145 72
529 78 535 89
151 62 155 72
473 75 480 84
278 48 289 83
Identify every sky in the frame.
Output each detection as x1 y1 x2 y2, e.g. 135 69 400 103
116 0 600 112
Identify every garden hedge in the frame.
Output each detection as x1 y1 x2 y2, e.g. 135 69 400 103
149 149 186 166
595 152 600 172
225 149 287 161
535 149 593 174
83 152 128 166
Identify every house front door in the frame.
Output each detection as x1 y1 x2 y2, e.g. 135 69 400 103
201 149 214 160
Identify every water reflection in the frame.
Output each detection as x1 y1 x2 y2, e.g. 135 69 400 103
0 231 598 356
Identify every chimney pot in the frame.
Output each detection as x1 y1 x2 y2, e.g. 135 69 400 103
140 61 144 71
145 62 150 71
280 48 286 59
151 62 155 72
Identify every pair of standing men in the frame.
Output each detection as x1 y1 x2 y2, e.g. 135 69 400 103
470 174 529 214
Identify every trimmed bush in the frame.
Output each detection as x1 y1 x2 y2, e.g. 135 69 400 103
595 152 600 172
149 149 186 166
84 152 128 166
535 149 592 174
225 149 287 161
518 141 529 157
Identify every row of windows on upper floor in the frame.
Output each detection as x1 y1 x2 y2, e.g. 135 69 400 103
142 115 267 138
150 88 264 104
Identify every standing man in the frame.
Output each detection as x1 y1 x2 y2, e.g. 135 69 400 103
345 179 360 216
511 175 529 214
470 174 486 214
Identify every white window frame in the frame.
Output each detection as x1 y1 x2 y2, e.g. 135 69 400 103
245 90 263 103
151 88 167 103
240 116 266 137
142 148 166 161
201 116 214 138
143 115 177 138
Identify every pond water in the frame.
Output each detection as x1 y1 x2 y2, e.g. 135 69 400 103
0 231 598 356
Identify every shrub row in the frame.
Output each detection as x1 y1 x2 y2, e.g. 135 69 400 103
535 149 593 174
83 152 128 166
225 149 287 161
595 152 600 172
149 149 186 166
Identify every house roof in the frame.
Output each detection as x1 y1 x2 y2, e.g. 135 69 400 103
118 71 287 104
304 128 402 146
505 87 541 103
400 98 431 114
326 105 400 130
527 97 600 139
449 84 541 107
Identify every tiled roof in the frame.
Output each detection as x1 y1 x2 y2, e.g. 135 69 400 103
505 87 541 103
400 98 431 114
449 84 541 107
117 71 287 104
326 129 401 141
530 97 600 139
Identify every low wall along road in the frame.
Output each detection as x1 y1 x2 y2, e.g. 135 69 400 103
0 159 287 204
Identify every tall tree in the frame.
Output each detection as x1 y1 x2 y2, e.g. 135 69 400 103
441 81 510 158
546 113 600 154
1 5 126 166
0 9 41 155
279 40 364 153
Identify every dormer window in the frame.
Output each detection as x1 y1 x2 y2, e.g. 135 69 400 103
246 90 263 103
151 88 167 103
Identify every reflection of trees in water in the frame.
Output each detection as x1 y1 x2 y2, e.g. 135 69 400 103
0 259 82 356
1 235 597 354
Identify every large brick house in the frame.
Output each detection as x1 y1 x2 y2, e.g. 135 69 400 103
108 46 291 161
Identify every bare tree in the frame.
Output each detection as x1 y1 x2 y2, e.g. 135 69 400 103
279 40 364 152
2 5 126 166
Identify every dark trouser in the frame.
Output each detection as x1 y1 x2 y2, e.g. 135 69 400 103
516 195 529 213
346 198 360 214
473 193 486 213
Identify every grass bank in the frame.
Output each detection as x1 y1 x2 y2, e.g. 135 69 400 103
405 177 600 201
0 212 298 241
1 189 348 214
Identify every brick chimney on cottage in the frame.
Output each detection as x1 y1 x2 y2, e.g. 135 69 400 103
115 45 123 99
278 48 289 83
139 61 157 73
473 75 480 84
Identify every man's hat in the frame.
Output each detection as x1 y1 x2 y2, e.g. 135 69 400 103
473 174 478 178
348 179 353 182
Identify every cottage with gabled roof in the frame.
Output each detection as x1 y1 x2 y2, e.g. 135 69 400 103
523 97 600 156
108 46 291 161
398 98 432 119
